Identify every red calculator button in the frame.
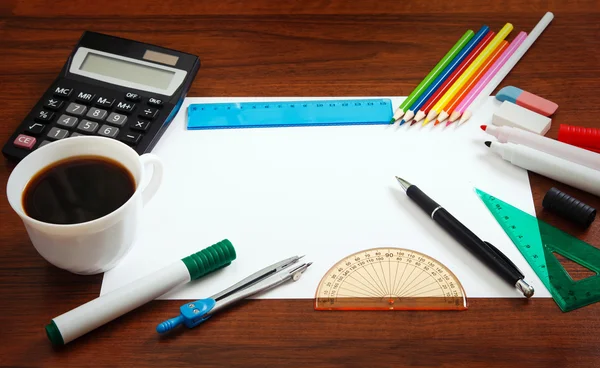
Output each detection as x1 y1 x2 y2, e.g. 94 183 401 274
14 134 36 150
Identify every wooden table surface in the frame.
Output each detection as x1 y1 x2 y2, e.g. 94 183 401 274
2 1 600 367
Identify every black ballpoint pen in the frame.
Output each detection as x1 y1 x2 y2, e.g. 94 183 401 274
395 176 534 298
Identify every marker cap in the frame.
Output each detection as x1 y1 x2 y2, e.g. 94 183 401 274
558 124 600 153
542 187 596 228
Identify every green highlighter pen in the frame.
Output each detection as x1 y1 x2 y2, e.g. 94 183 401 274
45 239 236 346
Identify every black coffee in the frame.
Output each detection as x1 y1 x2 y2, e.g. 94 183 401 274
23 156 136 225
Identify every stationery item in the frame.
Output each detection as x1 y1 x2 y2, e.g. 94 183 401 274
424 23 514 125
558 124 600 154
314 247 468 311
477 189 600 312
435 40 509 125
410 31 495 125
484 141 600 197
542 187 596 228
102 96 549 300
395 176 534 298
481 125 600 171
492 101 551 135
496 86 558 116
187 98 393 129
448 31 528 124
1 31 201 163
460 12 554 124
391 30 475 121
399 26 491 125
6 136 163 275
46 239 236 346
157 256 311 333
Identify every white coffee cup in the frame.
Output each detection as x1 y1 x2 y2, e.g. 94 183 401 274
6 136 163 275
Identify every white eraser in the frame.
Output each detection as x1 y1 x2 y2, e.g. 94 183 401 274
492 100 552 135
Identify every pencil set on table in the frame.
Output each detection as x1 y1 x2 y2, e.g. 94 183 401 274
392 12 554 127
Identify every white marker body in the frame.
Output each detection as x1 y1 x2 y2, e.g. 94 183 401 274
486 125 600 171
489 142 600 197
52 261 190 344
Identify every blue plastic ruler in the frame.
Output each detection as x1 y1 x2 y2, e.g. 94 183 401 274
187 98 393 130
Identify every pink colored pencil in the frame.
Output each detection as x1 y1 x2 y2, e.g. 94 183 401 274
448 31 528 124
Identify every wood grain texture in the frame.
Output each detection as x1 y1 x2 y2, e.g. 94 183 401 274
1 1 600 367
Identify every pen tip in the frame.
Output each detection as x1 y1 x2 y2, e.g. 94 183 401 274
480 125 487 131
395 176 411 191
484 141 491 147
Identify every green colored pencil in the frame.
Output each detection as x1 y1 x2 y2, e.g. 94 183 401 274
391 29 475 123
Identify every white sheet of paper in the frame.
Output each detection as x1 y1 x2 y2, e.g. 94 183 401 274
100 96 551 299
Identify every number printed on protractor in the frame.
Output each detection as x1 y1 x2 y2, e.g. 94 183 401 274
314 247 467 311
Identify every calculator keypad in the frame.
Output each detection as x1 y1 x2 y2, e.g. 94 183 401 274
6 83 168 158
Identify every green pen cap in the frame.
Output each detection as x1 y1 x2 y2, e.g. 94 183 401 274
182 239 237 280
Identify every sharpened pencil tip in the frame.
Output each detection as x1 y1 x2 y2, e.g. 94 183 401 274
389 118 396 124
399 119 406 126
480 125 487 131
410 120 417 126
484 141 491 147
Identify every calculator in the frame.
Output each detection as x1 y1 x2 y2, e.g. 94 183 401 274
2 31 201 162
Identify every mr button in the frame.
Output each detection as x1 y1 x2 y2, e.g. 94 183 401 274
14 134 36 150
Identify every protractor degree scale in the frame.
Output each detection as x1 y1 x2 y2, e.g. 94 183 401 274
314 247 468 311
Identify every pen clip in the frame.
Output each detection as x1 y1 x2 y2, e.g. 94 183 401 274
483 241 524 279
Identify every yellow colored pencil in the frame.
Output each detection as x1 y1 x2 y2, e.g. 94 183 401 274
423 23 514 126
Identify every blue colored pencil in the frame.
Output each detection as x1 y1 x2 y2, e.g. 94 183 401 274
399 25 490 125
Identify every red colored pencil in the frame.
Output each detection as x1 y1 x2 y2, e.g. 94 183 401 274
410 31 495 125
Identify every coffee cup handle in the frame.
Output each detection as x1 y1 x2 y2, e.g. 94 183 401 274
139 154 164 206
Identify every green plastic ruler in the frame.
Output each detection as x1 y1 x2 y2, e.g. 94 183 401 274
475 188 600 312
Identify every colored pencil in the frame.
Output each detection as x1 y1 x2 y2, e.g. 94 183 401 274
398 25 490 125
423 23 513 126
391 30 474 122
459 12 554 124
449 31 527 124
436 40 509 125
410 31 494 126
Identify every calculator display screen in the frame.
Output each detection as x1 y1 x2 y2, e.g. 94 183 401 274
80 52 176 90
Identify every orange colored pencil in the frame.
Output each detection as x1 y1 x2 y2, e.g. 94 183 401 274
435 40 509 125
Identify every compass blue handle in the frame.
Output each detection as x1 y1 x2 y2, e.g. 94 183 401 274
156 298 216 333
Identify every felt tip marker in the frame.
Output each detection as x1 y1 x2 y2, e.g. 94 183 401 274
481 125 600 171
484 141 600 197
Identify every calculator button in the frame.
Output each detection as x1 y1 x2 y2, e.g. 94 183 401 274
76 119 99 133
125 92 141 102
14 134 36 150
56 114 79 128
53 86 72 98
35 110 54 122
70 132 84 137
98 125 120 138
65 103 88 116
139 107 158 120
147 97 164 107
25 122 46 135
39 140 53 148
95 96 115 108
115 102 136 114
86 107 108 121
131 119 151 131
120 132 141 145
106 112 128 126
47 127 69 140
76 92 96 104
43 98 64 111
